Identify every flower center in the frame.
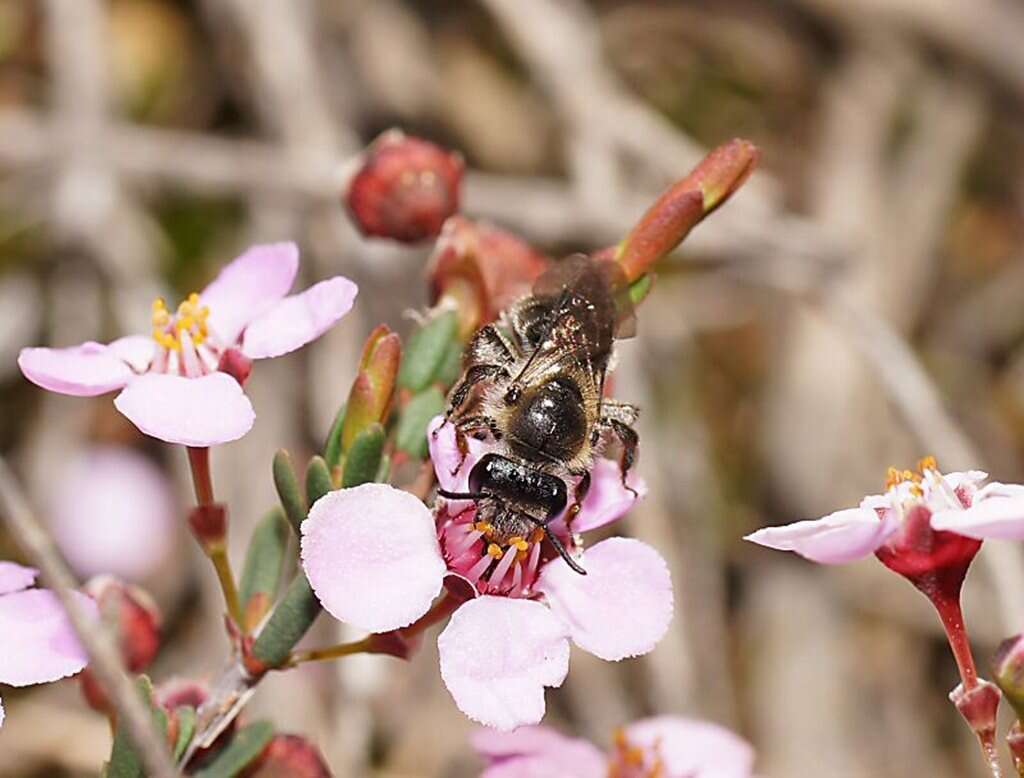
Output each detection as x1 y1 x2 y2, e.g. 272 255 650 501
607 728 664 778
884 456 939 497
151 293 211 353
437 509 550 597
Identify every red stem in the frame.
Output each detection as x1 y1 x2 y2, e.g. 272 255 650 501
932 593 979 691
187 446 215 507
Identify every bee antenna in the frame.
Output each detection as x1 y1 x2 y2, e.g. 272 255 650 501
437 488 486 500
527 516 586 576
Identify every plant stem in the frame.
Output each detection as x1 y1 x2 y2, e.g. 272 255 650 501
187 446 215 506
289 636 377 665
933 594 978 691
185 446 243 627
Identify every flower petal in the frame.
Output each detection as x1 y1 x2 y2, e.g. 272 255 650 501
201 242 299 344
241 276 359 359
301 483 445 633
428 415 490 513
0 589 96 686
0 562 37 596
744 507 897 564
113 372 255 446
18 342 133 396
473 726 606 778
49 448 177 581
931 487 1024 540
570 458 646 533
622 716 755 778
438 596 569 730
107 336 155 373
537 538 672 661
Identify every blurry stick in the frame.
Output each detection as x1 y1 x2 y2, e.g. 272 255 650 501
0 458 178 778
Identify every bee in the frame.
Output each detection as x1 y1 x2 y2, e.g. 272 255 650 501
436 255 640 575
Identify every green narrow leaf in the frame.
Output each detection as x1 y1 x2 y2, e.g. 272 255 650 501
397 311 458 393
239 508 290 629
341 423 385 488
251 574 321 668
173 706 197 762
374 452 392 484
105 676 168 778
322 403 347 471
435 336 464 388
305 455 333 506
272 450 307 535
193 721 274 778
395 386 446 459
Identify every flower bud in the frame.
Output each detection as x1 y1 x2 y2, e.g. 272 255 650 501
79 576 162 712
995 635 1024 719
340 325 401 453
240 734 332 778
614 138 759 282
219 347 253 386
426 216 549 338
345 130 463 243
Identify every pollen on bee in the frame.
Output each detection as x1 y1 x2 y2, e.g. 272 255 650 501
487 543 503 559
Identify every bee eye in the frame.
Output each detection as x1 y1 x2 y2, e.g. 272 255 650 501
504 386 520 405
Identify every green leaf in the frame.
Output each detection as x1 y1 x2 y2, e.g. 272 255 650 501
374 452 392 484
105 676 168 778
193 721 274 778
305 455 333 506
397 311 458 392
251 574 321 668
395 387 446 459
341 423 385 488
322 403 347 471
173 705 197 762
239 508 289 629
272 450 307 535
435 336 464 388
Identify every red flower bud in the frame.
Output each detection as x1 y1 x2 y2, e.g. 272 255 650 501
188 503 228 553
345 130 463 243
340 324 401 452
614 138 759 282
80 576 162 712
240 734 332 778
218 347 253 386
427 216 549 337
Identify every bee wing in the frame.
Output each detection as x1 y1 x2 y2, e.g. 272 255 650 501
532 254 636 341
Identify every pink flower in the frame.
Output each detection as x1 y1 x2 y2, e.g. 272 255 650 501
0 561 97 728
472 717 756 778
18 243 358 446
744 459 1024 565
48 447 177 581
301 417 672 730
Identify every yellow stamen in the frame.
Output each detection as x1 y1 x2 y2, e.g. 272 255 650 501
150 292 210 352
917 455 938 473
509 536 529 552
529 528 545 544
487 543 503 559
474 521 494 536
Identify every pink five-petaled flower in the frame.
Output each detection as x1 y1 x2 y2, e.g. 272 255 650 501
0 561 97 728
301 417 673 731
18 243 358 447
472 717 755 778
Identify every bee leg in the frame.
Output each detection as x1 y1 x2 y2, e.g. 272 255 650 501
564 471 592 527
609 419 639 497
448 414 501 475
526 515 586 576
444 363 508 422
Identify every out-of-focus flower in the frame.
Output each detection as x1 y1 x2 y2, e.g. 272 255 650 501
744 460 1006 574
18 243 358 446
301 418 670 730
0 561 96 728
346 130 463 243
79 576 161 712
49 447 176 581
240 734 333 778
472 717 755 778
426 216 549 337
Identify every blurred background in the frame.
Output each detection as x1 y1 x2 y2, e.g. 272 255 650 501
2 0 1024 775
